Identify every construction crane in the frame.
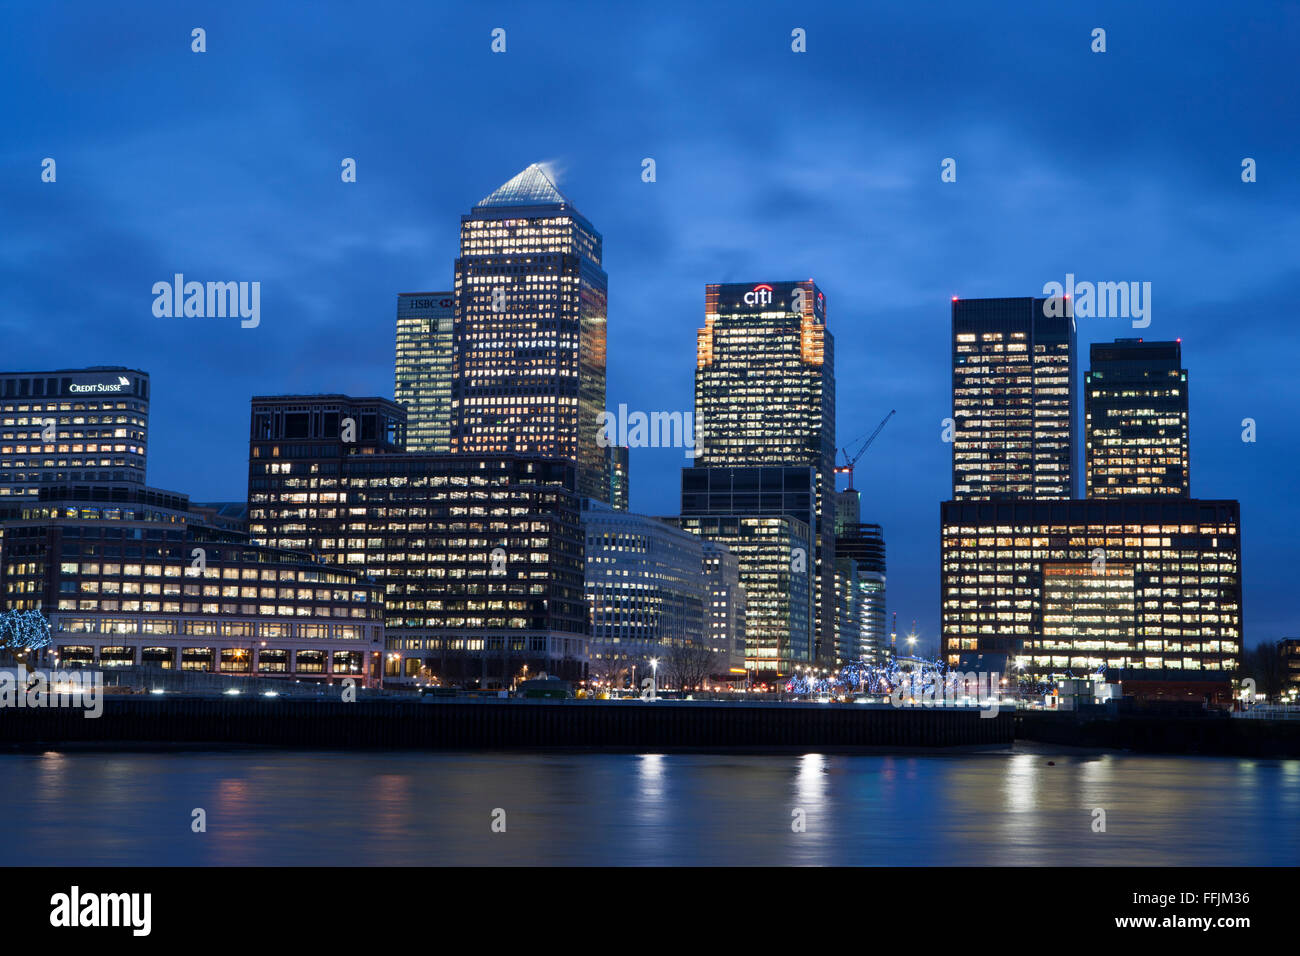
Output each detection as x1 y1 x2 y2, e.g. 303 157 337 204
834 409 896 488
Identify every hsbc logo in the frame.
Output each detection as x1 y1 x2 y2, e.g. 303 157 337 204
742 284 774 307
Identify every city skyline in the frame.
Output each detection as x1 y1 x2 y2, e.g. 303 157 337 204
3 1 1296 649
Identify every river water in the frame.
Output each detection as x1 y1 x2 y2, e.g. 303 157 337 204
3 748 1296 865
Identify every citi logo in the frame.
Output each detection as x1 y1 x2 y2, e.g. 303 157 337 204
743 284 774 307
49 886 151 936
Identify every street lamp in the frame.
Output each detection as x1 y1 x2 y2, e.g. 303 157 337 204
649 657 659 699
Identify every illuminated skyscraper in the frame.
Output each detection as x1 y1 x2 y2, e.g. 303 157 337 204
951 296 1076 500
1085 338 1190 497
694 280 835 666
395 292 455 452
451 164 609 501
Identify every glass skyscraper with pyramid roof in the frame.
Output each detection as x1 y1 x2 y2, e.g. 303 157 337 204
451 164 610 502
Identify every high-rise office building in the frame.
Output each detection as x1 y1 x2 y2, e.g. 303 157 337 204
835 489 888 665
951 297 1076 500
451 164 609 501
0 367 149 512
1085 338 1190 498
247 394 588 686
395 292 455 452
694 280 835 665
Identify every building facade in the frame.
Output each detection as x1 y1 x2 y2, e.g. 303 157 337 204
667 513 811 677
0 486 384 684
0 367 150 514
701 540 747 676
940 497 1242 679
395 291 455 452
582 499 705 679
1085 338 1190 498
451 164 609 502
951 297 1076 500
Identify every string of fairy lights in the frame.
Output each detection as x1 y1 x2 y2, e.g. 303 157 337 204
0 609 53 652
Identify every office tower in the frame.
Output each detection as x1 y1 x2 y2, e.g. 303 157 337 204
951 297 1076 499
694 280 835 665
0 367 149 510
940 498 1242 689
606 445 629 511
247 395 588 686
451 163 609 501
680 465 817 672
835 489 888 665
395 292 455 452
582 499 704 682
1085 338 1190 497
701 540 747 677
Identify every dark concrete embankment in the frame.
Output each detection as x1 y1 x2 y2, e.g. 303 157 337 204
1017 710 1300 758
0 697 1012 751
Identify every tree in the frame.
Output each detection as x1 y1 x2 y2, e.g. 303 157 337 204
664 642 717 693
1242 640 1285 702
589 653 629 692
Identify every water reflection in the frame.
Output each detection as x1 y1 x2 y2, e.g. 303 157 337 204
0 750 1295 866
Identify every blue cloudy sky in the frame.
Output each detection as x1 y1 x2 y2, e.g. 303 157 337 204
3 1 1297 651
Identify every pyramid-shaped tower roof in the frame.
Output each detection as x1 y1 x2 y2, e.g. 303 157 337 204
475 163 570 209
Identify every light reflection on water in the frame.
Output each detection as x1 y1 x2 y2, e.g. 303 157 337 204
3 749 1296 866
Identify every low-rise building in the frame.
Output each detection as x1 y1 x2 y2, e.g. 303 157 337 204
0 485 385 684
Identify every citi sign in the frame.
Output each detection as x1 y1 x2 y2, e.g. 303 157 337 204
743 284 775 307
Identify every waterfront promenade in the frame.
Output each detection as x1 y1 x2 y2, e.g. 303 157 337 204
0 696 1012 751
